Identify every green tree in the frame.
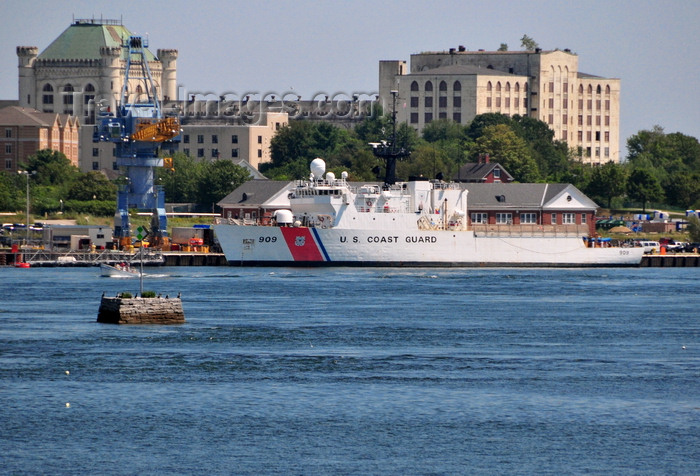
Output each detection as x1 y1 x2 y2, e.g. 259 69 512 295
498 43 508 51
474 124 540 182
268 121 315 168
627 168 664 212
22 149 79 186
586 162 627 208
686 216 700 242
66 172 117 201
520 34 539 50
665 172 700 209
156 152 202 203
199 160 251 208
398 144 449 181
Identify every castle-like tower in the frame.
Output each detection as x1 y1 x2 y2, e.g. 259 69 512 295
17 19 177 125
379 47 620 165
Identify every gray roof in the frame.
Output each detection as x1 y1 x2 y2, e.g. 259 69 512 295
411 64 519 77
454 162 513 182
462 183 598 210
217 180 292 207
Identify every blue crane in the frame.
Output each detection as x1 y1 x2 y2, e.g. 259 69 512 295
93 35 180 248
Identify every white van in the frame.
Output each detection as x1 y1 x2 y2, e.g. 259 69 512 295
637 241 660 254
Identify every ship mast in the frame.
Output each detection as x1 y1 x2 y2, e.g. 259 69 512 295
371 90 409 185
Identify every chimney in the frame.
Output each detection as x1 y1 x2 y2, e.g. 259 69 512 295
485 154 490 163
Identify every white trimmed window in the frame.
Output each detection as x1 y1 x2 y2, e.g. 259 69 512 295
563 213 576 224
471 213 488 224
496 213 512 224
581 213 587 224
520 213 537 224
551 213 557 224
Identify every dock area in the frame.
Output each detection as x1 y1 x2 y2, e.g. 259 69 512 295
2 250 699 267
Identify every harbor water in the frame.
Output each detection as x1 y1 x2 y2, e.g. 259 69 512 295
1 266 698 475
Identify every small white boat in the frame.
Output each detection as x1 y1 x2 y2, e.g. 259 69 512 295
100 263 141 278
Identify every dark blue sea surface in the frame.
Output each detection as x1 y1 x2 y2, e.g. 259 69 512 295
1 266 698 475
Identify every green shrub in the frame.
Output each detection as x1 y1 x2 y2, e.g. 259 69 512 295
141 291 156 298
120 292 132 298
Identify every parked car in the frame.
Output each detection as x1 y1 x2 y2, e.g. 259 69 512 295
633 240 660 254
684 242 700 253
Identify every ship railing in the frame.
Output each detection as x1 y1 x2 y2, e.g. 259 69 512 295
21 248 165 266
471 224 589 237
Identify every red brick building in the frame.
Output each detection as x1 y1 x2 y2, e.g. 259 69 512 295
0 106 80 172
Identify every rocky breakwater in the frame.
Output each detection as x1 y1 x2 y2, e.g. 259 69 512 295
97 294 185 324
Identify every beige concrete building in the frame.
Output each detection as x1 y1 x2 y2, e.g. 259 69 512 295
179 112 288 170
379 47 620 164
0 106 79 172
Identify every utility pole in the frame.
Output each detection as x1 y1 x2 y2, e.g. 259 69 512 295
18 170 36 245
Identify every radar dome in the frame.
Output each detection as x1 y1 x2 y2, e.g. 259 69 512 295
274 209 293 225
341 171 348 180
310 158 326 178
326 172 336 182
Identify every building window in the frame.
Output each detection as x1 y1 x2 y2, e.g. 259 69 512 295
257 135 262 144
549 82 554 93
232 135 238 143
563 213 576 224
505 98 510 108
197 148 204 157
232 148 238 158
424 112 433 123
5 144 12 154
487 97 492 108
197 135 204 144
63 84 74 107
183 148 190 156
493 168 500 179
5 128 12 138
438 97 447 108
438 112 447 119
212 135 218 144
439 81 447 92
496 97 501 108
411 81 419 92
453 113 461 123
257 149 262 158
410 113 418 124
212 148 219 158
548 98 554 108
410 97 418 108
425 97 433 108
112 162 118 170
92 161 99 170
520 213 537 224
471 213 488 224
84 83 95 105
453 81 461 91
581 213 587 224
42 83 54 104
551 213 557 225
496 213 512 224
92 148 99 157
6 159 13 169
183 134 190 143
453 96 461 108
425 81 433 92
605 116 610 126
